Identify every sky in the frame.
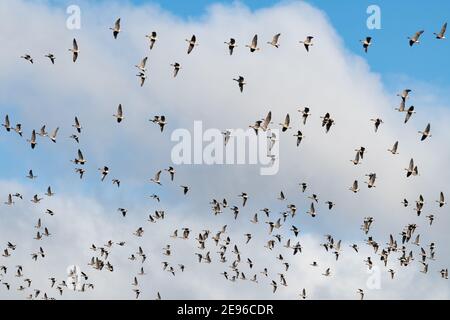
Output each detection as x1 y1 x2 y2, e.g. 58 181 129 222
0 0 449 300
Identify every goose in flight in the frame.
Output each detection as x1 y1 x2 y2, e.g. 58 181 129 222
27 169 37 179
405 158 418 177
357 289 364 300
110 18 121 39
365 173 377 188
388 141 399 155
360 37 372 53
49 127 59 143
307 202 316 217
45 186 55 197
299 36 314 52
224 38 237 55
404 106 416 123
69 38 79 62
293 131 304 146
436 192 446 207
418 123 431 141
45 53 55 64
73 116 82 133
246 34 260 52
370 118 383 132
145 31 157 49
349 180 359 193
186 35 198 54
14 123 22 136
37 125 48 137
270 280 277 293
27 130 37 149
299 288 307 299
350 151 361 165
322 268 331 277
165 166 175 181
320 113 335 133
75 168 85 179
150 170 162 185
299 107 311 125
72 149 86 165
117 208 127 217
31 194 43 204
112 179 120 187
267 33 281 48
355 146 366 159
222 130 231 145
238 192 248 207
279 114 291 132
2 115 11 131
170 62 181 77
150 115 167 132
434 22 447 39
4 194 14 206
98 166 109 181
20 54 33 64
233 76 246 92
325 201 334 210
113 104 124 123
135 57 148 73
408 30 424 46
136 72 146 87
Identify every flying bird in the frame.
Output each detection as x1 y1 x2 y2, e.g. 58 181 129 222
434 22 447 39
113 104 124 123
267 33 281 48
145 31 157 49
110 18 121 39
185 35 198 54
224 38 237 55
299 36 314 52
360 37 372 53
246 34 260 52
408 30 424 46
69 38 79 62
233 76 246 93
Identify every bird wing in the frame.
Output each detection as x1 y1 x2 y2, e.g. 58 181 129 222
141 57 148 68
118 104 123 117
440 22 447 36
285 113 290 126
73 38 78 50
273 33 280 43
115 18 121 29
414 30 424 40
252 34 258 47
51 127 59 138
262 111 271 130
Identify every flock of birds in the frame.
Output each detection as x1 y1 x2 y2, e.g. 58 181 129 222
1 14 449 300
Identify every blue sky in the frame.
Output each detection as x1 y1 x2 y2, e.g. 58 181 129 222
127 0 450 88
42 0 450 89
